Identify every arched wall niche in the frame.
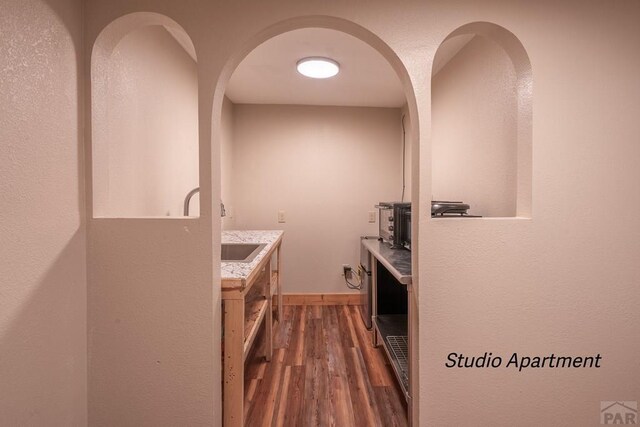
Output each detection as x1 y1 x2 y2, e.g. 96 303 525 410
431 21 532 218
91 12 200 218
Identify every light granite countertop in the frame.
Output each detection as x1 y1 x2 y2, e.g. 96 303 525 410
221 230 283 281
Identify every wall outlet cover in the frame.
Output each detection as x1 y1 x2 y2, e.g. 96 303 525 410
342 264 353 279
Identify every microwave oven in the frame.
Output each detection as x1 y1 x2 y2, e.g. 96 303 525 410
375 202 411 250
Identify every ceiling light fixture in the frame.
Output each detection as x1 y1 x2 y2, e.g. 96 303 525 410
296 57 340 79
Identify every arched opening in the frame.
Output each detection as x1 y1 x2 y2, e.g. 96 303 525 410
212 16 419 426
431 22 532 218
91 13 199 218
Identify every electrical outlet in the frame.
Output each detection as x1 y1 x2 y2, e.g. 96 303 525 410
278 210 286 223
342 264 352 279
368 211 376 223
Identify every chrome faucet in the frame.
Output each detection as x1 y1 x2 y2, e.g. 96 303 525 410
183 187 226 217
183 187 200 216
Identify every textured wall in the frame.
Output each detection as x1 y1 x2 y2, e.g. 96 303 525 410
230 104 404 293
87 219 213 426
82 1 640 426
220 96 235 230
432 35 518 217
401 103 412 203
92 25 199 217
87 14 214 427
424 3 640 425
0 0 86 425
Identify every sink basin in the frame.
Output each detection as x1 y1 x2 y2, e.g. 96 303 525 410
221 243 266 263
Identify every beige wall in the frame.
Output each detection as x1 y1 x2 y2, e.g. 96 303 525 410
0 0 87 425
220 96 235 230
80 1 640 426
87 219 214 426
423 3 640 426
230 104 403 293
92 25 199 217
432 35 518 217
401 103 413 202
87 16 215 427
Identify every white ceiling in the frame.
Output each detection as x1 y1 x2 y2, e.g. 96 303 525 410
225 28 406 108
224 28 475 108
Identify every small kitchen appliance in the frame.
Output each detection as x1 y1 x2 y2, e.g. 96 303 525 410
375 202 411 249
431 201 480 217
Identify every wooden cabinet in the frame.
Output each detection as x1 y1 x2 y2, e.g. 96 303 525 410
221 237 282 426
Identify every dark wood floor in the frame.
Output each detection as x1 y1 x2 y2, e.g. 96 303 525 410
243 305 408 427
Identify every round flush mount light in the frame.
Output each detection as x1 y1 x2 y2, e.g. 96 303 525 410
296 57 340 79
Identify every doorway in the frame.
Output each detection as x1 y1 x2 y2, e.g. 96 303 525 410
215 22 416 426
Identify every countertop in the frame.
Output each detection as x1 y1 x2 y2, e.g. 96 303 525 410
221 230 283 281
361 237 412 285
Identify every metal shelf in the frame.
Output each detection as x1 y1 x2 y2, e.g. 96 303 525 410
374 315 409 399
386 336 409 390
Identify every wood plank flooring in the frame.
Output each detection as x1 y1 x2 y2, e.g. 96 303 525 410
243 305 408 427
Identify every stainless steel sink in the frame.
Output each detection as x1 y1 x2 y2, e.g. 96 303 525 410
221 243 266 262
